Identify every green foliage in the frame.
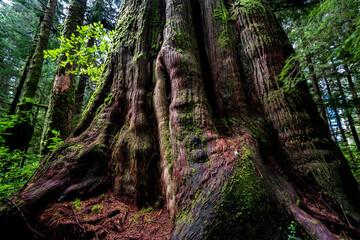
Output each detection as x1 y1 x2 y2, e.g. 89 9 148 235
213 3 231 49
44 22 113 82
232 0 264 12
342 19 360 60
0 115 40 197
46 129 63 152
0 0 44 113
304 0 360 61
287 221 301 240
279 54 304 92
91 204 103 214
0 147 39 198
0 115 17 143
130 213 140 224
140 206 153 213
72 198 82 211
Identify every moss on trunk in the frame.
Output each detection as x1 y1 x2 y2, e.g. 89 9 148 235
41 0 88 154
5 0 57 150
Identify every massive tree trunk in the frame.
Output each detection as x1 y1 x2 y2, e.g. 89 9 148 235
1 0 360 239
41 0 87 154
5 0 57 150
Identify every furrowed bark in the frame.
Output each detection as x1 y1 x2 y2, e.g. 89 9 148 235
233 0 360 237
1 0 360 239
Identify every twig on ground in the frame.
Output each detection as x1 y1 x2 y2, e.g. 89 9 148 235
71 205 86 232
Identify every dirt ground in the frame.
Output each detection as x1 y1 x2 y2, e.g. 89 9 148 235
38 193 173 239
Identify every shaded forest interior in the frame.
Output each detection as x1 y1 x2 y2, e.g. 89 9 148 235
0 0 359 239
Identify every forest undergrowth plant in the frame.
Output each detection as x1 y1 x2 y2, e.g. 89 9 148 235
0 115 39 197
72 198 82 211
46 129 63 152
91 204 103 214
287 221 301 240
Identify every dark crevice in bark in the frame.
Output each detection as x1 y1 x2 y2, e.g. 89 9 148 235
191 0 218 119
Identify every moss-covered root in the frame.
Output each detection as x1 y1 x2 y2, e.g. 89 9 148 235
170 147 288 240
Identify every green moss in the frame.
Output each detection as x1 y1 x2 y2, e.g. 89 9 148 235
104 93 114 105
232 0 266 13
91 204 103 214
174 29 185 48
72 198 82 211
201 152 283 239
213 3 231 49
162 119 173 172
133 51 144 63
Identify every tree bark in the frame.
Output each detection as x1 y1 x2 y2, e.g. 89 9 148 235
41 0 87 154
5 0 57 150
1 1 360 239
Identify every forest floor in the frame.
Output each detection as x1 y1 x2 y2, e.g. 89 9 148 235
38 193 173 239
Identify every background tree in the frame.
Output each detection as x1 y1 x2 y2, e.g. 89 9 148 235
274 0 360 178
4 0 58 151
0 0 42 115
41 0 87 153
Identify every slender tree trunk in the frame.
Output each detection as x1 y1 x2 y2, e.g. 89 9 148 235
41 0 87 154
8 48 36 115
344 64 360 121
1 1 360 240
334 69 360 151
4 0 57 150
73 38 95 116
306 55 329 129
324 76 356 161
324 77 348 144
